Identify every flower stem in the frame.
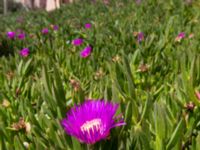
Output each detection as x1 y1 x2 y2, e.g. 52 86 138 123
87 144 94 150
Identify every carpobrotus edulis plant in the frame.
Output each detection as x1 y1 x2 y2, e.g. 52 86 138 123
61 100 125 144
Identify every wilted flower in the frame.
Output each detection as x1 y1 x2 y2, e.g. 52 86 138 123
61 100 125 144
18 33 25 40
11 118 26 130
138 64 149 72
137 32 144 42
175 32 185 42
6 71 14 80
85 23 92 29
189 33 194 39
11 117 31 133
16 88 21 97
112 55 121 63
2 99 10 108
94 68 105 80
7 31 16 39
42 28 49 34
19 48 30 57
195 91 200 101
133 32 138 37
70 79 81 92
72 38 83 46
185 102 195 111
80 46 92 58
29 34 35 38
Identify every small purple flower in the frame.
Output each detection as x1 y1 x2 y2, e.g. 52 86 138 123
175 32 185 42
53 25 59 31
135 0 142 4
137 32 144 42
72 38 83 46
85 23 92 29
61 100 125 144
178 32 185 39
42 28 49 34
80 46 92 58
18 33 25 40
7 31 16 39
19 48 30 57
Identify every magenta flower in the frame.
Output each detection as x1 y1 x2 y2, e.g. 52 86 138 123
178 32 185 39
137 32 144 42
85 23 92 29
42 28 49 34
175 32 185 42
61 100 125 144
18 33 25 40
7 31 16 39
19 48 30 57
80 46 92 58
53 25 59 31
72 38 83 46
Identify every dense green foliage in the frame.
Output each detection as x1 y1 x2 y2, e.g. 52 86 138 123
1 0 200 149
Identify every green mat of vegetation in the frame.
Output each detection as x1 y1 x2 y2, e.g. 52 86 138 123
1 0 200 149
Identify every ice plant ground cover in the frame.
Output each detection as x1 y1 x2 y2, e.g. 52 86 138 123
0 0 200 149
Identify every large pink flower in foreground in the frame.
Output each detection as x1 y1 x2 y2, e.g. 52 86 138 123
61 100 125 144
